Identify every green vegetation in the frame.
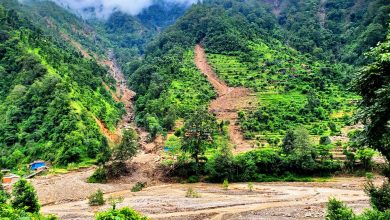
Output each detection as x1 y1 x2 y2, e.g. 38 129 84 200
95 207 148 220
0 5 123 169
132 50 215 133
326 198 390 220
185 188 201 198
166 126 341 182
208 40 357 140
93 196 147 220
247 182 254 192
326 25 390 220
11 179 40 213
0 178 56 219
353 24 390 166
89 189 105 206
222 179 229 190
130 0 388 141
182 108 218 171
89 128 140 182
365 181 390 212
131 182 146 192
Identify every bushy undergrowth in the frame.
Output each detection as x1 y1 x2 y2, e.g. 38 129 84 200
131 182 146 192
0 178 57 219
326 198 390 220
88 167 108 184
89 189 105 206
95 207 148 220
185 188 201 198
365 181 390 212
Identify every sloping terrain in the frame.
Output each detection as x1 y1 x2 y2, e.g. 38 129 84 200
195 45 256 153
0 5 123 168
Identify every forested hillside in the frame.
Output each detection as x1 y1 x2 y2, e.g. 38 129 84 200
0 5 123 169
0 0 388 172
130 0 389 137
0 0 191 169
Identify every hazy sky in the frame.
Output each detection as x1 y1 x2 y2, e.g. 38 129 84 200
50 0 199 19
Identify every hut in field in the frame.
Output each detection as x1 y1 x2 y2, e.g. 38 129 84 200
29 161 47 171
2 174 20 185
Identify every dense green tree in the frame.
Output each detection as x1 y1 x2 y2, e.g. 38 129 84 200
205 144 234 182
365 181 390 212
282 130 296 153
113 129 139 163
182 108 217 171
11 179 40 213
0 173 7 204
353 26 390 164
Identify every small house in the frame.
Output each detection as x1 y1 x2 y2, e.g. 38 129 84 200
2 174 20 185
29 161 47 171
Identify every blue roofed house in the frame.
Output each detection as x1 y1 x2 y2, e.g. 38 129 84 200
29 161 47 171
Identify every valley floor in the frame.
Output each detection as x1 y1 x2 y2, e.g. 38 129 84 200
35 169 384 220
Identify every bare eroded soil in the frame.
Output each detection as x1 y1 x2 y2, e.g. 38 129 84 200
194 45 257 153
39 175 385 220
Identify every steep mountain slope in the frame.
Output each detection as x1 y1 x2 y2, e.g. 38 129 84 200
0 5 124 169
0 0 189 169
0 0 388 168
130 0 389 148
262 0 389 64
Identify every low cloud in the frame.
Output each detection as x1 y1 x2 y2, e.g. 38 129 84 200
50 0 199 19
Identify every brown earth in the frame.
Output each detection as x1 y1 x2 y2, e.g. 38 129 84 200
40 176 386 220
194 45 257 153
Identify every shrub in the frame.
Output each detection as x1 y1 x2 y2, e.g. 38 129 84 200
95 207 148 220
355 209 390 220
365 181 390 212
248 182 254 192
88 167 108 183
187 175 200 183
326 198 355 220
131 182 146 192
223 179 229 190
0 190 7 204
205 146 234 182
185 188 200 198
106 161 129 179
11 179 40 213
107 196 124 210
320 136 332 145
89 189 105 206
356 148 375 170
366 172 374 180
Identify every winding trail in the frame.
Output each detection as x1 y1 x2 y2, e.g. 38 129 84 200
194 45 257 153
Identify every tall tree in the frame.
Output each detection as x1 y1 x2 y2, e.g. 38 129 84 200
182 107 217 171
354 26 390 166
113 129 139 164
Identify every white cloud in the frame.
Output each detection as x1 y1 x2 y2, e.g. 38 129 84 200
50 0 199 19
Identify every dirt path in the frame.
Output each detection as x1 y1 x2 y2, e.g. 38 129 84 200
195 45 257 153
41 176 384 219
